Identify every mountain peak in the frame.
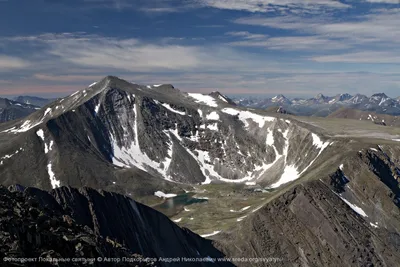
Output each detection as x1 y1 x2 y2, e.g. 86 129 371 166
315 93 326 99
272 94 287 99
371 93 389 98
271 94 291 105
209 91 236 105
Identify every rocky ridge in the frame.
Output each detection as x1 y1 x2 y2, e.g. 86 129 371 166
0 185 233 267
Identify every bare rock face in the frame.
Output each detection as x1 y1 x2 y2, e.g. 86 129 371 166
0 186 153 267
215 181 400 267
0 185 234 267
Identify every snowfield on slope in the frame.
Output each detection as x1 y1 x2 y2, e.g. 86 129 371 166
221 108 275 128
188 93 218 107
268 133 330 188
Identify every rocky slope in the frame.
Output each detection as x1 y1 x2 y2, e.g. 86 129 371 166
328 107 400 127
0 98 39 123
0 76 333 195
0 185 233 267
215 144 400 266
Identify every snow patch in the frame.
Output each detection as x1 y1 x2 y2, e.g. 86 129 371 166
36 129 45 140
47 162 60 189
340 196 368 217
370 222 379 228
89 81 97 87
200 231 221 238
237 216 247 222
173 218 182 223
161 103 186 115
188 93 218 107
206 123 218 131
0 148 23 163
206 111 220 120
230 206 251 212
94 102 101 114
154 191 177 198
269 165 299 188
221 108 274 128
311 133 325 148
266 128 274 146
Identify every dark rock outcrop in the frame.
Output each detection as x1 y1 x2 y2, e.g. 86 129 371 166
0 185 234 267
215 181 400 267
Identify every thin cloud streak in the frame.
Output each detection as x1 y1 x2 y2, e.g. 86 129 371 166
0 55 31 71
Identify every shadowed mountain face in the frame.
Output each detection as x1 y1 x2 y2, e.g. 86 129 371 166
0 185 233 267
0 97 40 123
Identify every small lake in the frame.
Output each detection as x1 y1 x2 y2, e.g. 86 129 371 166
153 193 208 217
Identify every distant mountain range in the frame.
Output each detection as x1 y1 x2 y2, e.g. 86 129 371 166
232 93 400 117
0 97 40 123
13 95 56 107
0 96 55 123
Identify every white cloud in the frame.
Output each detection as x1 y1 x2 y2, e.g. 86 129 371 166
227 31 350 50
197 0 350 12
312 51 400 63
226 31 268 39
235 9 400 44
33 73 103 82
0 55 30 71
364 0 400 3
233 8 400 61
12 32 298 73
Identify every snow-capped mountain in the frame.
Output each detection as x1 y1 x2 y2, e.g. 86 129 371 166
235 94 292 108
348 94 369 105
329 93 353 104
233 92 400 116
13 95 56 107
271 94 292 105
208 91 236 106
0 76 333 193
0 97 40 123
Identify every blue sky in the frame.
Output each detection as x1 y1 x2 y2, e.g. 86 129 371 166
0 0 400 98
